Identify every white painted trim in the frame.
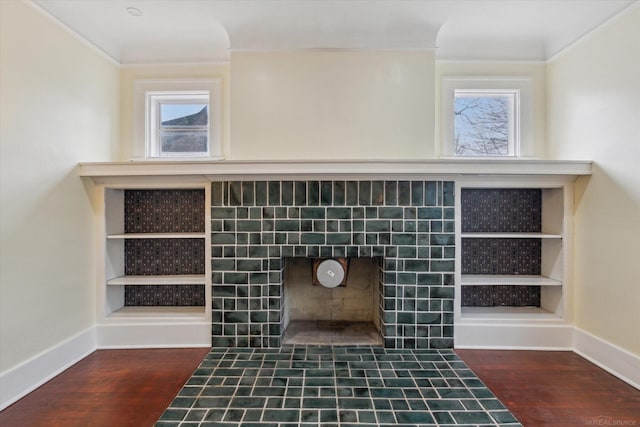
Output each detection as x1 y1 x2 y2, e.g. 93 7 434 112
454 323 574 349
573 328 640 390
0 327 97 411
96 323 211 349
436 59 547 66
132 79 223 160
77 159 592 180
121 60 231 68
26 1 121 67
441 76 534 158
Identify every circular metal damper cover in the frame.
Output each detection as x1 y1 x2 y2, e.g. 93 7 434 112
316 259 345 288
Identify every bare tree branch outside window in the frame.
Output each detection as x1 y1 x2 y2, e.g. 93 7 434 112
454 95 512 156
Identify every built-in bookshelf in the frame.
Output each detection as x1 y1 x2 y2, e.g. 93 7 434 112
96 183 211 347
455 180 573 348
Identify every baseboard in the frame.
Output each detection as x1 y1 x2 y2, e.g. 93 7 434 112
455 322 574 349
573 327 640 390
97 322 210 348
0 326 97 411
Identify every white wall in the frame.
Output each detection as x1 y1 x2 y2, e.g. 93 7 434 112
230 51 435 160
547 4 640 355
0 1 120 372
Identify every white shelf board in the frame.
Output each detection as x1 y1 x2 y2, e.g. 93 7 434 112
460 306 561 320
107 233 206 239
461 232 562 239
78 159 592 181
107 275 206 285
461 275 562 286
108 306 205 319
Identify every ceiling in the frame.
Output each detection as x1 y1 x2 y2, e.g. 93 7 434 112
33 0 636 64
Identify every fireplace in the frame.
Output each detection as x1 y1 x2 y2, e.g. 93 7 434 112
210 180 455 349
282 257 382 345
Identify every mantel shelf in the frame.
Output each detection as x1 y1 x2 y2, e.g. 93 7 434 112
78 159 592 181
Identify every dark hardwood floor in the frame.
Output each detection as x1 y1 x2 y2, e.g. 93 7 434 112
0 348 210 427
456 349 640 426
0 348 638 426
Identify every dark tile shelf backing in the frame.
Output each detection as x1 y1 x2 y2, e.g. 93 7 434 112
461 188 541 233
124 285 205 307
462 188 543 308
461 239 541 275
125 189 205 233
461 285 541 307
125 239 205 275
211 180 455 350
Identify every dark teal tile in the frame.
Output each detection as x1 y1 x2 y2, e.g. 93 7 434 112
411 181 424 206
395 411 435 424
338 398 372 409
268 182 280 205
384 181 397 205
295 181 306 205
430 260 454 272
307 181 319 206
431 233 454 245
372 181 384 205
418 207 442 219
300 207 325 219
358 181 371 205
365 220 390 232
432 411 455 424
275 220 299 231
392 233 415 245
229 181 242 205
404 259 429 271
242 181 254 206
281 181 293 206
262 409 299 422
327 207 351 219
158 408 188 421
211 207 235 219
346 181 358 205
490 410 520 423
301 233 325 245
303 398 336 408
320 409 338 423
333 181 345 205
358 411 376 423
443 181 455 206
321 181 333 206
424 181 438 206
326 233 351 245
451 411 493 424
398 181 410 205
390 399 409 410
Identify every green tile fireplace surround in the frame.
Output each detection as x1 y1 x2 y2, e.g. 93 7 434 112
78 159 591 350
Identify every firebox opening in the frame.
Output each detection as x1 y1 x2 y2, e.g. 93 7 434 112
282 257 382 346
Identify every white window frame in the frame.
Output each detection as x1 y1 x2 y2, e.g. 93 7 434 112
133 79 222 160
441 77 533 158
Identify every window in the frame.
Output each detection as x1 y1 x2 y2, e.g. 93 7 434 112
442 77 532 158
454 90 518 156
147 92 209 157
133 79 221 159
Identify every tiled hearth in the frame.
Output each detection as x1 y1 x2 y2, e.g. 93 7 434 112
156 346 521 426
210 180 455 349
